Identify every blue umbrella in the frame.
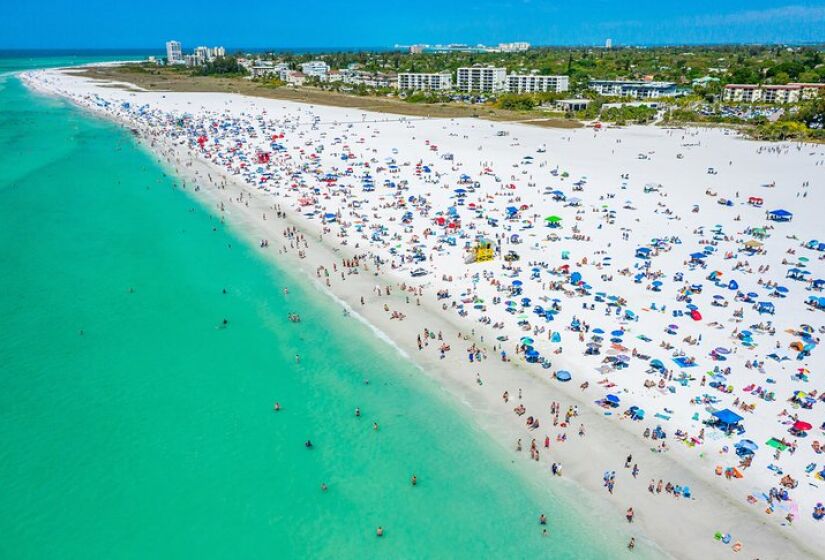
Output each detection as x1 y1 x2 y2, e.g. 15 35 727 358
556 370 572 382
606 394 620 403
611 330 624 337
592 328 605 334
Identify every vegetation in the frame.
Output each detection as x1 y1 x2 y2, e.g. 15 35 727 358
195 56 247 77
599 105 658 124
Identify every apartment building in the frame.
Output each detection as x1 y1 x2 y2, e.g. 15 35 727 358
456 66 507 93
300 61 330 78
397 72 453 91
589 80 677 99
723 83 821 104
165 40 183 65
506 74 569 93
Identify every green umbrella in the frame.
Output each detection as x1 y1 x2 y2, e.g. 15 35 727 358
545 215 562 223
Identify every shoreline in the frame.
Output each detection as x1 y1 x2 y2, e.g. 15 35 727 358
21 67 824 559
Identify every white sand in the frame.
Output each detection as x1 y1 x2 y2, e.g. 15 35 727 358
22 66 825 559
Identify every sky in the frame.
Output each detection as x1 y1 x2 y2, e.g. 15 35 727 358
2 0 825 49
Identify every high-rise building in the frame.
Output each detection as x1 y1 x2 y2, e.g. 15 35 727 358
194 46 209 65
456 66 507 93
605 38 613 49
166 40 183 65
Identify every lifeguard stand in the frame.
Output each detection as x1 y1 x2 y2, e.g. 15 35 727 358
473 239 495 263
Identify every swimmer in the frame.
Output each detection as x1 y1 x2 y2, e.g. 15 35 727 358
321 483 328 492
305 440 313 448
539 514 547 525
373 422 379 431
355 407 361 417
410 474 417 486
274 402 281 412
376 526 384 537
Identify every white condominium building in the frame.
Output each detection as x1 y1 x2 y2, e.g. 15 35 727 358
497 42 530 52
166 40 183 65
507 74 569 93
589 80 677 98
723 84 762 103
397 72 453 91
456 66 507 93
300 61 330 78
723 84 814 104
788 83 825 100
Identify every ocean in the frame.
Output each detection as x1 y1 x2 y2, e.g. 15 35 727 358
0 53 648 558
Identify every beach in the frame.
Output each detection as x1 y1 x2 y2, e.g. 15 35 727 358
21 65 825 559
2 57 654 559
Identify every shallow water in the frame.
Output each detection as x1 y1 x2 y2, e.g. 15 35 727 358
0 55 652 558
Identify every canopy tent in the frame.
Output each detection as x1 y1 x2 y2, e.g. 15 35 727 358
712 408 744 432
766 209 793 222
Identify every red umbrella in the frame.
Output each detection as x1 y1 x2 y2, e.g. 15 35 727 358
793 421 812 432
690 309 702 321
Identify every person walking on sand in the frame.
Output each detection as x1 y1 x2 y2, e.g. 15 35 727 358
626 508 634 523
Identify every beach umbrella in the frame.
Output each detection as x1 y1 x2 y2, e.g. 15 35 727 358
592 328 605 334
606 394 620 404
611 330 624 337
545 215 562 223
793 421 813 432
715 347 731 355
512 280 523 286
521 337 535 346
555 370 572 382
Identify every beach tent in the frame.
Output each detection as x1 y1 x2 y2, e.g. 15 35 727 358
766 209 793 222
635 247 652 259
712 408 744 433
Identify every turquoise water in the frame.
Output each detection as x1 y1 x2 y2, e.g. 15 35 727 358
0 55 644 558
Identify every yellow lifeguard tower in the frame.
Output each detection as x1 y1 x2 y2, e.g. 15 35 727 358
473 239 495 263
